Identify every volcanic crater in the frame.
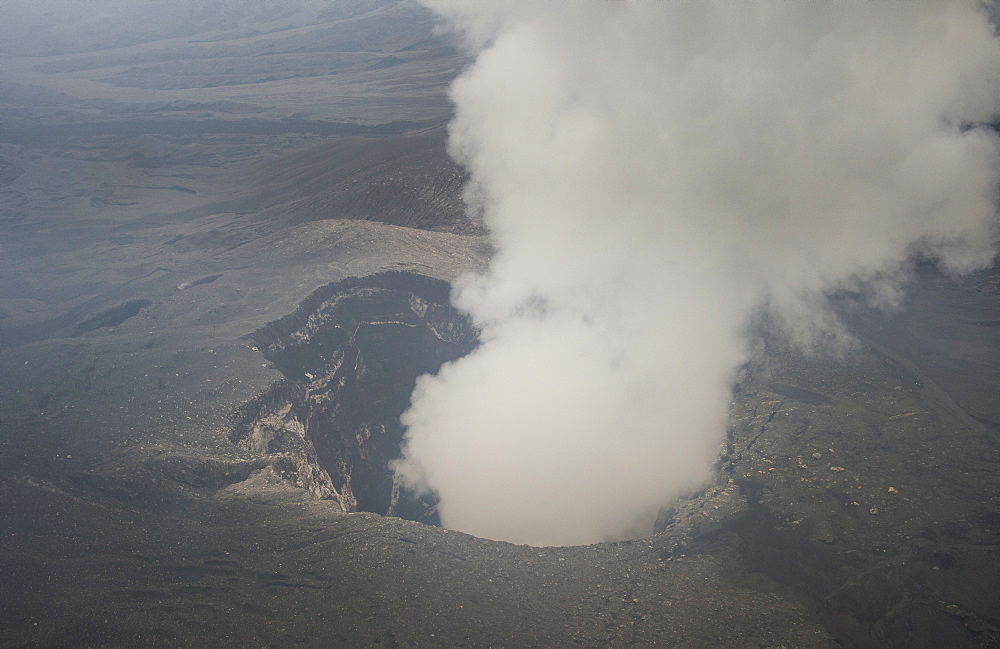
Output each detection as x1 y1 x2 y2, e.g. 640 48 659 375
231 271 477 525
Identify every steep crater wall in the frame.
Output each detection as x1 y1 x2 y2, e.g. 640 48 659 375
232 271 477 525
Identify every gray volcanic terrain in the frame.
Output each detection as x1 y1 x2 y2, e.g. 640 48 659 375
1 2 999 647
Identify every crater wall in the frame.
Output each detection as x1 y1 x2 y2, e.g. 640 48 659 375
232 271 477 524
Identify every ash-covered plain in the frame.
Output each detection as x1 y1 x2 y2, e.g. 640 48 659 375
1 1 999 647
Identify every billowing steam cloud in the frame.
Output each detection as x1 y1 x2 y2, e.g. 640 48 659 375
395 2 1000 546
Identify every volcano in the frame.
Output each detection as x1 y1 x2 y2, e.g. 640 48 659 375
1 1 999 646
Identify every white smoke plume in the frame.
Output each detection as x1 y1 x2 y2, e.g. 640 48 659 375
395 2 1000 546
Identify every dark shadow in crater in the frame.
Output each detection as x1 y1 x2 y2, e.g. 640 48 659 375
74 299 152 332
232 271 477 525
178 273 224 290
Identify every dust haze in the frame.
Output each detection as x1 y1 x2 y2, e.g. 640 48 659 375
395 2 1000 546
